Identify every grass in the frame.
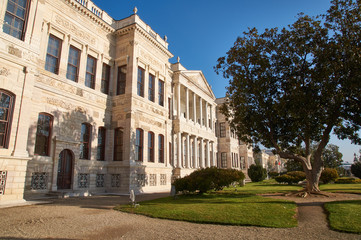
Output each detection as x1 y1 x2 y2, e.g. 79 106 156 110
320 183 361 194
220 179 302 195
324 200 361 234
115 193 297 228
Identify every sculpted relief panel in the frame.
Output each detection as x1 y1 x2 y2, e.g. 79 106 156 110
53 15 97 45
139 49 164 72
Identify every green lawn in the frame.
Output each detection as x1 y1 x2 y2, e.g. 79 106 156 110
320 183 361 194
324 200 361 234
220 179 302 195
115 194 297 228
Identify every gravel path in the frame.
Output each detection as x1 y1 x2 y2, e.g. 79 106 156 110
1 192 361 240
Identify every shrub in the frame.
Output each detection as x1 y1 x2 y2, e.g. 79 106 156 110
268 171 279 179
173 167 245 194
320 168 339 184
248 164 267 182
275 171 306 185
335 178 361 184
351 162 361 179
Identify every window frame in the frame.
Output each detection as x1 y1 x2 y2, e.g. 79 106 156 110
66 45 81 82
117 65 126 95
45 34 62 74
101 63 110 94
97 127 106 161
137 67 145 97
85 55 97 89
158 134 164 163
158 80 164 106
80 123 92 160
135 128 143 162
3 0 31 40
148 73 155 102
0 89 15 149
113 128 124 161
221 152 227 168
148 131 154 162
220 122 226 138
34 112 53 156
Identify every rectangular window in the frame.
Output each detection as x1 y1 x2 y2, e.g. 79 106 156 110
137 67 144 97
158 135 164 163
66 46 80 82
97 127 106 161
101 63 110 94
148 132 154 162
169 142 172 165
114 128 123 161
221 152 227 168
34 113 53 156
3 0 30 40
220 122 226 138
168 97 171 119
0 90 15 149
80 123 91 159
117 65 126 95
85 55 96 89
158 80 164 106
135 128 143 161
148 74 155 102
160 174 166 185
45 35 62 74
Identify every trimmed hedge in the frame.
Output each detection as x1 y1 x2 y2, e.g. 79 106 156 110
173 167 245 194
268 171 280 179
335 178 361 184
248 164 267 182
320 168 339 184
275 171 306 185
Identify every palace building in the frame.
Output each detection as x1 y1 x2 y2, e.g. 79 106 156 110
0 0 251 204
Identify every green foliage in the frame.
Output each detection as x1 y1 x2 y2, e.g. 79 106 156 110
173 167 245 194
215 0 361 192
275 171 306 185
335 178 361 184
285 160 303 172
320 168 339 184
247 164 267 182
268 171 279 179
322 144 343 169
351 161 361 179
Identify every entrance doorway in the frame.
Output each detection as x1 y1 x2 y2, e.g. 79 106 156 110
57 149 73 189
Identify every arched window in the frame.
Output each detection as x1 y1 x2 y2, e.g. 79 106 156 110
148 131 154 162
114 128 123 161
135 128 143 161
80 123 91 159
34 113 53 156
97 127 106 161
0 89 15 148
158 134 164 163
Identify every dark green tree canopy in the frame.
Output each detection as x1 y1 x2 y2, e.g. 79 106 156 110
215 0 361 192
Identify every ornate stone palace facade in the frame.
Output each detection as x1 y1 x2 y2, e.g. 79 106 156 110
0 0 251 203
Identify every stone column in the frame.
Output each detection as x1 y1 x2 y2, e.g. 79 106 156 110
199 138 204 168
186 87 189 121
193 136 198 168
186 134 190 168
210 105 213 130
205 102 209 129
206 140 210 167
177 132 182 168
199 97 203 126
177 83 181 119
193 93 197 124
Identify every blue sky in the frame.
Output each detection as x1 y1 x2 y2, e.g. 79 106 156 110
92 0 360 162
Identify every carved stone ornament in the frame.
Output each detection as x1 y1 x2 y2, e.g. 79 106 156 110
0 67 10 76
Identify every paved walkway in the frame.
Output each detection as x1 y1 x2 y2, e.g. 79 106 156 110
1 193 360 240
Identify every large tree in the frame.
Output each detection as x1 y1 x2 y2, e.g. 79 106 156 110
215 0 361 194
